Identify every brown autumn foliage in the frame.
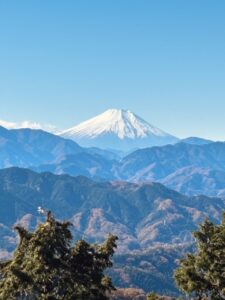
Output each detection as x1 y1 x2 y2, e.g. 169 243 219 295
109 288 146 299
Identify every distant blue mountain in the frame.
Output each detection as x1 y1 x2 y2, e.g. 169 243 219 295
0 126 82 167
0 126 117 179
178 136 213 145
1 126 225 197
116 142 225 197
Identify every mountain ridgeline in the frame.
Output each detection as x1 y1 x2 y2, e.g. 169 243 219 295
0 119 225 295
0 167 224 294
117 141 225 197
1 167 224 253
0 126 82 167
0 124 225 197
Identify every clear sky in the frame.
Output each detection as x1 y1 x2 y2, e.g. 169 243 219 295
0 1 225 140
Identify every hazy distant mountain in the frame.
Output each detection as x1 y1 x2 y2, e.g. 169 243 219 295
116 142 225 197
178 137 213 145
1 125 225 198
60 109 178 151
85 146 124 160
0 126 83 168
160 166 225 197
117 142 225 179
34 152 115 180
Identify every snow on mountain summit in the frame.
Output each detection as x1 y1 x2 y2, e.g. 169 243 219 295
60 109 178 151
61 109 169 139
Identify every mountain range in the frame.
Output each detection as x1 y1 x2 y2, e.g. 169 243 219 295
0 167 224 294
0 125 82 168
0 124 225 197
33 140 225 198
116 141 225 196
0 112 224 295
2 166 223 251
1 109 179 151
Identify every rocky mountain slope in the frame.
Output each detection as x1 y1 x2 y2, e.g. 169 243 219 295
1 167 223 294
109 244 191 296
1 167 224 255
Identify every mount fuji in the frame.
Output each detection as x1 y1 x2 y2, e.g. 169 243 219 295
60 109 178 151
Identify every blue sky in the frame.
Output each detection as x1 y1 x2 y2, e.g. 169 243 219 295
0 1 225 139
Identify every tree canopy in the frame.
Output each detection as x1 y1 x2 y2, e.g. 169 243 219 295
175 213 225 299
0 211 118 300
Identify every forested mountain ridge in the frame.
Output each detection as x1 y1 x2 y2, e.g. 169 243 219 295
0 167 224 255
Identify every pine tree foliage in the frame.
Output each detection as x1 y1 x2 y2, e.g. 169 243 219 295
175 213 225 299
0 212 118 300
147 293 160 300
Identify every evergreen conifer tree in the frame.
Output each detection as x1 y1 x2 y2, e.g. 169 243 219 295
175 213 225 299
0 211 118 300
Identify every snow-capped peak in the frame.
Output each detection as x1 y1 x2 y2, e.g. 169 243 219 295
60 109 178 150
61 109 171 139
